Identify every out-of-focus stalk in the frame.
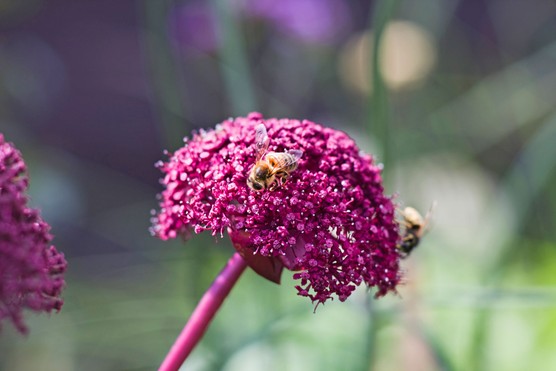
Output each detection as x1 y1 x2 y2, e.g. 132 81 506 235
363 1 400 370
142 0 189 149
469 112 556 371
211 0 257 115
369 0 400 173
159 252 248 371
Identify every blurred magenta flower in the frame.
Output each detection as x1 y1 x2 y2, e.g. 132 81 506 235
0 135 67 334
153 113 401 304
240 0 351 44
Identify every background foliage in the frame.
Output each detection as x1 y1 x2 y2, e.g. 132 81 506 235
1 0 556 370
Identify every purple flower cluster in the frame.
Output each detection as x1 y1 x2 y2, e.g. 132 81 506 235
240 0 351 45
0 135 67 334
153 113 401 305
168 0 351 53
169 2 219 53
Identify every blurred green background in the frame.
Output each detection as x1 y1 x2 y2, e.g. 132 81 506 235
1 0 556 370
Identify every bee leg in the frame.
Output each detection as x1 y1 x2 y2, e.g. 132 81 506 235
275 171 289 185
269 177 281 191
282 173 289 184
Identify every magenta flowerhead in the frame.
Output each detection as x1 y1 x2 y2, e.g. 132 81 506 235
0 135 67 334
153 113 401 305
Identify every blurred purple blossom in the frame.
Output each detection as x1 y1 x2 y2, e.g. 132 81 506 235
240 0 351 44
153 113 401 305
0 135 67 334
169 2 219 53
168 0 351 52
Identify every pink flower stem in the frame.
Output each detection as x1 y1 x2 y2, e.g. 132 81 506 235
159 252 248 371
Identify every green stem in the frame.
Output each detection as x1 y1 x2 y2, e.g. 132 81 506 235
361 296 380 371
469 111 556 371
141 0 189 149
369 0 400 173
210 0 257 115
363 2 401 370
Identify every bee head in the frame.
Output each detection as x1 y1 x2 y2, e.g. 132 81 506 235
255 166 270 179
247 177 265 191
398 232 420 255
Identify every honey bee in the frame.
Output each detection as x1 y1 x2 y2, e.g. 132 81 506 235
247 124 303 192
397 204 434 257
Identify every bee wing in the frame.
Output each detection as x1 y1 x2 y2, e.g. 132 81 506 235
422 201 437 233
284 149 303 166
254 124 270 161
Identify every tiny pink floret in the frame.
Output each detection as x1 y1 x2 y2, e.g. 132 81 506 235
153 113 401 305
